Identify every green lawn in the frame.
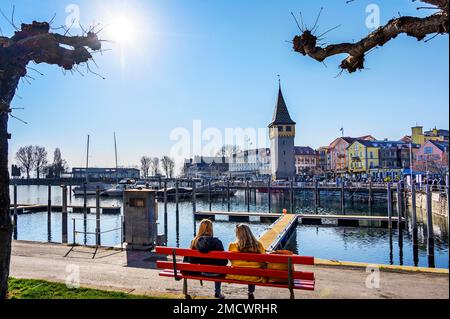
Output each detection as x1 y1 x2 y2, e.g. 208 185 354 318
8 278 163 299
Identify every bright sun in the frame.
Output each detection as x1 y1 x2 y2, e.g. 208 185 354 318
108 15 137 46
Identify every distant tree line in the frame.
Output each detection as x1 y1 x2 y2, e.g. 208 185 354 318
14 146 68 179
140 155 175 178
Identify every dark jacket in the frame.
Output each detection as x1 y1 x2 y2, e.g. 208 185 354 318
187 236 228 267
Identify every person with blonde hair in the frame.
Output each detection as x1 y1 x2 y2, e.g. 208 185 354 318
188 219 227 299
226 224 266 299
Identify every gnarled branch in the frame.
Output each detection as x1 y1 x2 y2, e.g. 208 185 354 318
293 0 449 73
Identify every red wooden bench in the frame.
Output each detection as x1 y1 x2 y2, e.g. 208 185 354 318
155 246 315 299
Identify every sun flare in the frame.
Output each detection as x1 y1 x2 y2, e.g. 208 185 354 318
107 14 137 46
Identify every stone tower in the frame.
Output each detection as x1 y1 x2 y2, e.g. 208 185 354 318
269 84 296 180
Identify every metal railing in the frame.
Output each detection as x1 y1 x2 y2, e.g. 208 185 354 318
71 216 124 250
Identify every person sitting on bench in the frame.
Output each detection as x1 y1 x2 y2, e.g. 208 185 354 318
226 224 266 299
187 219 227 299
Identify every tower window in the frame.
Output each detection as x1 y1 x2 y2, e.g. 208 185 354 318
278 126 284 132
286 126 292 132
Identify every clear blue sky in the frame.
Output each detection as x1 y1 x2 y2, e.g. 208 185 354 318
2 0 449 171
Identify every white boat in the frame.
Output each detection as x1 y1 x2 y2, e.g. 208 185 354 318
73 182 112 196
101 179 135 197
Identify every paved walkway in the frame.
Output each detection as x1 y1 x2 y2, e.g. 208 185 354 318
10 241 449 299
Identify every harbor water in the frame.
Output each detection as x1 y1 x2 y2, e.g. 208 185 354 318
9 185 449 269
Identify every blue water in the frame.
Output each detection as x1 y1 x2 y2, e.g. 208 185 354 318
9 185 449 268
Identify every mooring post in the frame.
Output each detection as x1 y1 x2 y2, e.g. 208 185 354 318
175 179 179 213
426 184 434 258
368 180 373 213
314 180 319 214
163 181 168 238
340 181 345 215
62 185 68 244
69 184 72 203
13 184 17 240
268 180 272 213
397 182 403 230
387 182 393 229
192 181 197 214
246 180 250 212
411 181 418 245
95 186 101 247
47 184 52 242
290 180 294 214
208 180 212 211
83 182 87 219
227 179 231 212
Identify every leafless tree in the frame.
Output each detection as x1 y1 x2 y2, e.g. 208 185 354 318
15 146 35 179
0 18 102 298
140 156 151 178
150 157 160 176
161 156 175 178
292 0 449 73
50 148 68 178
33 146 48 179
216 145 240 160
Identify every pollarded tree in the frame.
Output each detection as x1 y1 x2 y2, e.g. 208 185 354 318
0 21 102 299
292 0 449 73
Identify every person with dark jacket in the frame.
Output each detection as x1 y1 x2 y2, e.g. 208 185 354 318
188 219 227 299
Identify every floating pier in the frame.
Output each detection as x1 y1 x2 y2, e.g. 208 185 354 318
10 204 121 215
259 214 298 251
195 210 403 228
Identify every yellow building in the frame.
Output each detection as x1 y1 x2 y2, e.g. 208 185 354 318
347 140 380 174
411 126 448 145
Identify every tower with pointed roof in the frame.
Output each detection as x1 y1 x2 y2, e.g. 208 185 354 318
269 83 296 180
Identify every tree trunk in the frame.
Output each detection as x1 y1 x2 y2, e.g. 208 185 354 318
0 77 19 299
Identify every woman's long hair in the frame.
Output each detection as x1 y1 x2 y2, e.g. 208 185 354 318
191 219 214 249
235 224 260 253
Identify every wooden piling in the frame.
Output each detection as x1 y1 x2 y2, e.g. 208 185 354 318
13 184 17 240
340 182 345 215
227 180 231 212
96 186 101 247
368 180 373 213
268 180 272 213
192 181 197 214
411 182 418 245
397 182 403 230
83 182 87 219
164 181 168 237
447 174 450 262
175 179 179 213
289 180 294 214
62 185 68 244
47 184 52 242
246 181 250 212
208 180 212 211
314 181 319 214
387 182 393 229
426 184 434 257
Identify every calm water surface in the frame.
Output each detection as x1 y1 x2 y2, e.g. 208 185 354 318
9 185 449 269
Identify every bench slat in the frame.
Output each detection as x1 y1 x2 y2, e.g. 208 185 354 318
159 270 315 291
155 247 315 265
156 261 315 281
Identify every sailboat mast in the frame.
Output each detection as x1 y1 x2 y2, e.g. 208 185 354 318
114 132 118 182
86 135 90 183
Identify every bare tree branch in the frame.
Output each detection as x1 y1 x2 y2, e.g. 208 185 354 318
293 0 449 73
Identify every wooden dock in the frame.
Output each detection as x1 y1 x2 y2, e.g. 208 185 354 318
10 204 121 215
259 214 298 251
195 210 402 228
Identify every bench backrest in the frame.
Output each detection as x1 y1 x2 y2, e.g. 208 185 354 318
155 247 315 281
155 247 315 266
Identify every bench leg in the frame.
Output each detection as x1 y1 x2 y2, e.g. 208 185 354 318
183 278 192 299
289 289 295 300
